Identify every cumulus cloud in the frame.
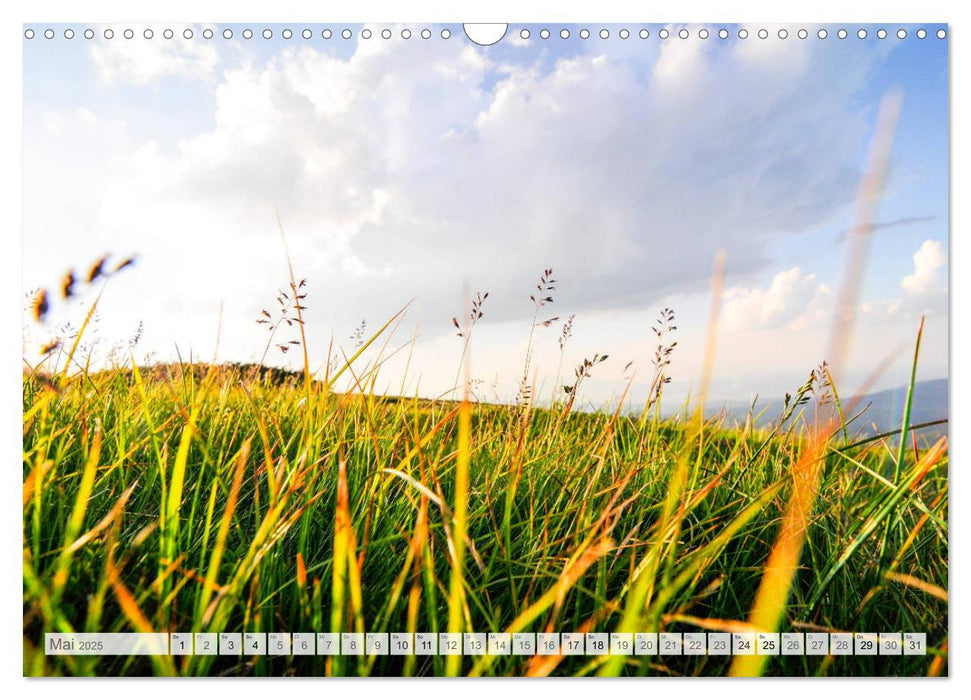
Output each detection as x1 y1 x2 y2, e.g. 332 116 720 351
25 30 908 380
902 239 946 295
722 267 832 332
89 28 220 85
652 27 709 85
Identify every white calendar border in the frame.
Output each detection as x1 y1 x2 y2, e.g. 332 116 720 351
5 0 962 697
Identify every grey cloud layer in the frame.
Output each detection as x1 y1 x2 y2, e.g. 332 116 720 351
90 34 888 349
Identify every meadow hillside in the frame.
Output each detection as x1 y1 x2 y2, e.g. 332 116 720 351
22 353 948 676
711 379 948 441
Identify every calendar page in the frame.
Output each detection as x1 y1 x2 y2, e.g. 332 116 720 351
21 17 949 679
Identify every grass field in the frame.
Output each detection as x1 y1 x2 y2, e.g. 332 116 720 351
21 294 948 676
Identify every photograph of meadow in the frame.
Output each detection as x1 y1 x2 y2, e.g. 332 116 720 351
22 23 948 677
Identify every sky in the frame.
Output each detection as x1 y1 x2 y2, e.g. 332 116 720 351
22 22 949 410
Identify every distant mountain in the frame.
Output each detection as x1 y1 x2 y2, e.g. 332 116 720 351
709 378 948 442
47 362 948 444
851 378 948 435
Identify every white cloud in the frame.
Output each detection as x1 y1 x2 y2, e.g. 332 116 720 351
505 32 530 48
126 34 872 334
89 28 220 85
652 26 709 86
722 267 832 332
733 24 811 78
902 239 946 295
25 32 919 397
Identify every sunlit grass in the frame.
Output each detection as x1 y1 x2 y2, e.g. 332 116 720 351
22 315 947 676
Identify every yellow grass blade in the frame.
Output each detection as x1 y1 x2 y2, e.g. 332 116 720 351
63 481 139 556
106 546 175 676
884 571 947 602
58 288 104 386
52 425 101 599
445 395 471 677
469 536 613 677
196 440 250 625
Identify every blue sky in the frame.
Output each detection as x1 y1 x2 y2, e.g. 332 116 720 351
22 23 949 408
